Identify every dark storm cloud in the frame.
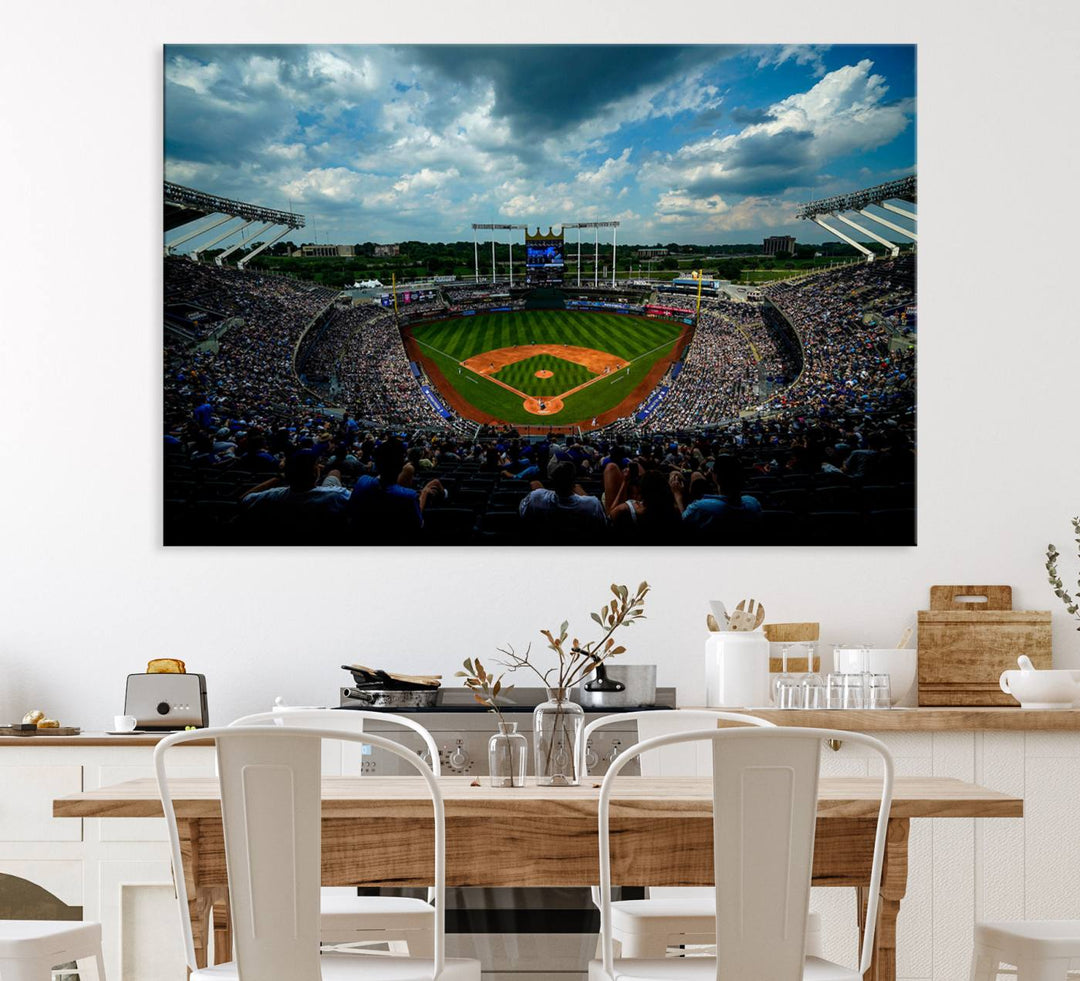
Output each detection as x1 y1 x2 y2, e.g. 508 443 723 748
401 44 739 138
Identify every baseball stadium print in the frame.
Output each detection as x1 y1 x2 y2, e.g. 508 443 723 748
164 44 917 546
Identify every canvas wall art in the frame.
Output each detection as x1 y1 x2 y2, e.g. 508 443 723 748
163 44 916 546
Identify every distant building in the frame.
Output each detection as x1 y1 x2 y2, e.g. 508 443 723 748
637 248 669 259
374 244 400 257
763 236 796 256
293 244 355 257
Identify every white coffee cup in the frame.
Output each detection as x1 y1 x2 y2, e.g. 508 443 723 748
113 715 138 732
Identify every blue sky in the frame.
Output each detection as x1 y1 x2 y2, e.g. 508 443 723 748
164 44 916 247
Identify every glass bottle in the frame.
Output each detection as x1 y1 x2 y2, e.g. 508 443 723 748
533 687 585 786
488 721 528 788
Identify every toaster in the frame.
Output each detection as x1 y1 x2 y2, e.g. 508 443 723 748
124 673 209 730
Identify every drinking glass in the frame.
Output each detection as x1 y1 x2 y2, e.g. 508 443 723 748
841 673 866 709
772 645 798 706
775 676 803 709
868 674 893 710
826 673 846 710
800 674 826 709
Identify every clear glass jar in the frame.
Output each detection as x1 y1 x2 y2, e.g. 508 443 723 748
488 721 528 788
533 687 584 786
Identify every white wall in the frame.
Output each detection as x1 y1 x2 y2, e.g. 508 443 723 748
1 0 1079 729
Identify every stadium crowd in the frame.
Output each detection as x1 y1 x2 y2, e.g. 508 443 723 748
640 300 794 429
164 255 915 545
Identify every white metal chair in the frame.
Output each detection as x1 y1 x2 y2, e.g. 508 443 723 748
230 709 438 955
580 711 822 960
155 725 480 980
589 726 894 981
0 921 104 981
969 921 1080 980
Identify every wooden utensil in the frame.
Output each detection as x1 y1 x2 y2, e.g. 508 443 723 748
708 601 730 630
706 614 722 632
895 626 913 649
729 599 765 631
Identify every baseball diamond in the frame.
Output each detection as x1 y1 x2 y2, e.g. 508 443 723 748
404 309 688 427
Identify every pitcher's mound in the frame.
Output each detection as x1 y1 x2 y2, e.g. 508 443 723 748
524 397 564 416
535 369 554 379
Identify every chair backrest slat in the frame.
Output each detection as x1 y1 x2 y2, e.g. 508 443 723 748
712 732 822 978
216 731 323 980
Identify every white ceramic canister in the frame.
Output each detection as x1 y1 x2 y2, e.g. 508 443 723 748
704 630 771 707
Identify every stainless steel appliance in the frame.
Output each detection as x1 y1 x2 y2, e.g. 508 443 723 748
337 684 677 980
123 673 208 730
577 664 657 709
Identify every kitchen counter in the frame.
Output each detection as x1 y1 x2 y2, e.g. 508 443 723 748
683 706 1080 730
0 731 210 747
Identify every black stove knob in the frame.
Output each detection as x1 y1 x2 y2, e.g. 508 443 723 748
156 702 171 715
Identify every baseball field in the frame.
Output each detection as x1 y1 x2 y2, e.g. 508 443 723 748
404 309 687 427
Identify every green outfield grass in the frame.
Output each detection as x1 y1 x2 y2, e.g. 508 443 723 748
493 354 594 397
409 309 683 425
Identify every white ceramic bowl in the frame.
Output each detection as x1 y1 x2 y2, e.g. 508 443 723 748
833 648 918 706
999 669 1080 709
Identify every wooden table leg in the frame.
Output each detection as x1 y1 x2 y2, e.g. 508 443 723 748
857 818 909 981
186 889 211 971
211 887 232 964
177 819 233 970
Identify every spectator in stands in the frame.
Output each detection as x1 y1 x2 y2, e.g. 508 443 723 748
519 461 607 543
238 449 350 544
675 455 763 543
607 466 682 544
348 437 444 544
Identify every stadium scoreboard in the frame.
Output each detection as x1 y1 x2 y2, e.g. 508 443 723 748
525 227 564 286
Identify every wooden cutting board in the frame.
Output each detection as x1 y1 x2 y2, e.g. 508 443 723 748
764 623 821 672
0 726 81 737
917 585 1052 705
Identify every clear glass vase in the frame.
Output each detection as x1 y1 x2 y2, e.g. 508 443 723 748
488 721 528 788
533 687 584 786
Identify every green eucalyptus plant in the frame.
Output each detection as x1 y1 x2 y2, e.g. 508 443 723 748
1046 517 1080 628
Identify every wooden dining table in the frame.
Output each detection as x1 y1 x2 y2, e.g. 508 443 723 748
54 775 1022 981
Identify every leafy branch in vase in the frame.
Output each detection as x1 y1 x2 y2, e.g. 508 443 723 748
1046 517 1080 629
456 657 514 722
494 581 651 691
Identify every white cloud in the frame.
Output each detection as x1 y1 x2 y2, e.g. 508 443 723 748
281 167 370 203
576 148 632 187
640 59 912 197
393 167 461 194
757 45 830 77
167 56 222 96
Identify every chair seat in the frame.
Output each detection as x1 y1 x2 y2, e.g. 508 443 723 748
0 920 101 959
321 894 434 930
588 955 859 981
975 920 1080 959
612 898 822 930
192 953 480 980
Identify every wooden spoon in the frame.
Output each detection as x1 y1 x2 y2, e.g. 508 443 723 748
730 599 766 631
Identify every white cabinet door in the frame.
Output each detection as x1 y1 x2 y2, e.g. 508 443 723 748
0 766 82 841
